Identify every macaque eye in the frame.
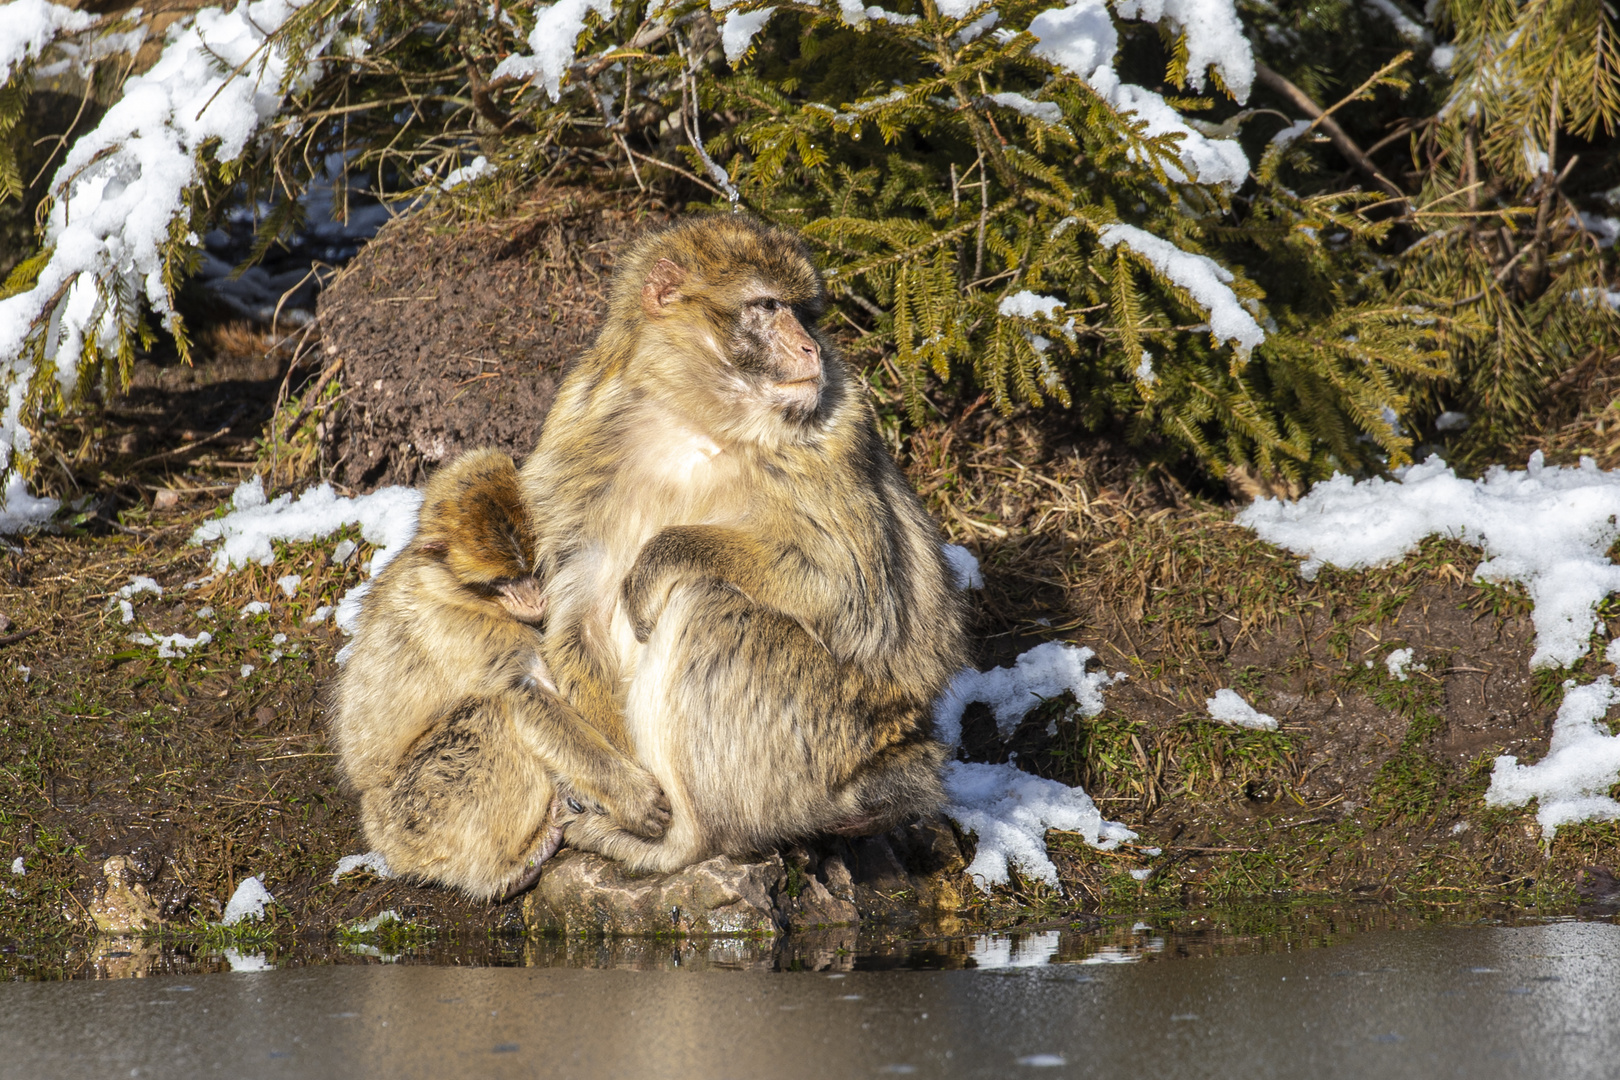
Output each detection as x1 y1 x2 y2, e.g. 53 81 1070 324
753 297 782 313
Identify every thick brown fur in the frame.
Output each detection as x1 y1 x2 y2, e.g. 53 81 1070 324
519 215 967 873
331 448 669 899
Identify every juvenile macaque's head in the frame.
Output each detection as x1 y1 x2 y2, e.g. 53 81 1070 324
416 448 545 621
614 215 842 433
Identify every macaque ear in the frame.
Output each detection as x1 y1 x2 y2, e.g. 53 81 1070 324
640 258 687 317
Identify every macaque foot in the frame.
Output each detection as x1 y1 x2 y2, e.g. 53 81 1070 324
591 769 672 839
496 807 569 903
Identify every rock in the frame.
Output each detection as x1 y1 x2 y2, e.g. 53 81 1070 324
524 851 786 936
89 856 162 933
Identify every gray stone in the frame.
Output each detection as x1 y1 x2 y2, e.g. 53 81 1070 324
524 851 786 937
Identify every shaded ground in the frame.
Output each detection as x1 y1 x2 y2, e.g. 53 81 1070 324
3 183 1619 980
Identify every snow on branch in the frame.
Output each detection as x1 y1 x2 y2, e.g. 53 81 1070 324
1098 222 1265 356
0 0 94 84
0 0 335 513
490 0 615 100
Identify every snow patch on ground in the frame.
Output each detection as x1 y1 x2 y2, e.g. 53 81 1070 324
934 640 1125 744
0 475 59 535
936 640 1133 888
128 630 212 659
1385 647 1425 681
219 876 275 925
1486 677 1620 841
1205 687 1278 730
943 760 1136 888
331 850 394 885
193 475 422 634
1237 454 1620 670
942 543 984 590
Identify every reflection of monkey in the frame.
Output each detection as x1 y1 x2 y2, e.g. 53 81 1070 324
331 449 669 900
520 216 967 873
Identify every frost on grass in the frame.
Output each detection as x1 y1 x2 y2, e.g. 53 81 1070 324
943 761 1136 888
1237 454 1620 670
331 850 394 885
1098 223 1264 356
219 875 275 925
1486 677 1620 841
935 641 1133 889
0 0 331 488
942 543 984 590
1205 687 1277 730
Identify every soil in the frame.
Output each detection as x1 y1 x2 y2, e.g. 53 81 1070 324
3 182 1619 980
315 185 671 488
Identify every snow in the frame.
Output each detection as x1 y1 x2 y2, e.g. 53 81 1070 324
276 574 301 597
969 930 1060 969
239 601 269 618
1205 687 1278 730
223 949 273 972
193 476 421 635
1270 117 1312 148
1237 454 1620 670
347 909 402 933
1028 0 1117 85
0 474 58 535
934 640 1125 745
490 0 614 101
440 154 494 190
943 543 984 589
0 0 331 489
943 760 1136 887
1111 0 1254 100
1135 349 1157 385
117 600 134 624
998 291 1066 320
1098 223 1265 356
988 91 1063 125
1362 0 1429 45
240 664 255 678
119 576 161 600
1435 410 1469 432
1486 677 1620 841
0 0 94 86
10 856 23 876
720 7 777 64
331 850 394 885
219 875 275 924
128 630 213 659
1385 647 1424 681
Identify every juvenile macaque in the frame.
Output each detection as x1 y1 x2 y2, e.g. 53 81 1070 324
520 215 967 872
331 448 668 900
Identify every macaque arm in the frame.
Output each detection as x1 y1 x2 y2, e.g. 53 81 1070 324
520 690 671 839
621 525 798 644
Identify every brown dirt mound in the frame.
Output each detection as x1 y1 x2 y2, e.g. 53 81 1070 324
316 186 671 488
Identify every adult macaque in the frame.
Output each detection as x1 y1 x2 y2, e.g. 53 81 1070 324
331 449 668 900
520 215 967 873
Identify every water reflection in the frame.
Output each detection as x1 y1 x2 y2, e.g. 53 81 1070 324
6 902 1612 981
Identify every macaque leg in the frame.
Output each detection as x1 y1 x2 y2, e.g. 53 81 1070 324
517 688 671 839
362 695 567 901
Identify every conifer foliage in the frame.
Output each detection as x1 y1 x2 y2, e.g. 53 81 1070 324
0 0 1616 513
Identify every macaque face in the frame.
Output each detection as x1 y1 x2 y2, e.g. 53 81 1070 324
729 295 824 419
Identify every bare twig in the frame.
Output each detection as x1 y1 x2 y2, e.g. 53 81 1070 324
1254 61 1406 199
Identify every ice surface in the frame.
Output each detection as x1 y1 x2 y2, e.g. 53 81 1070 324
1486 677 1620 840
942 760 1136 888
220 875 274 924
1205 687 1277 730
934 640 1124 745
1098 223 1264 356
331 850 394 885
942 543 984 589
1237 454 1620 669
